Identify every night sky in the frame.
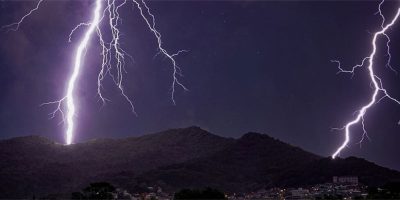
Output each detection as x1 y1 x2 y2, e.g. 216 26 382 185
1 1 400 170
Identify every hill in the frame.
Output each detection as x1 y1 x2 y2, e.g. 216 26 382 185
0 127 233 198
0 127 399 198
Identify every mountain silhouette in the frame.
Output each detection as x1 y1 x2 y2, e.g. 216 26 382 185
0 126 399 198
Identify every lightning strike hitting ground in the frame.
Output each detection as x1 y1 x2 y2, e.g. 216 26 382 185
331 1 400 159
3 0 187 145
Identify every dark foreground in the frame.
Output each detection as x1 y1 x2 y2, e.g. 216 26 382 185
1 127 400 198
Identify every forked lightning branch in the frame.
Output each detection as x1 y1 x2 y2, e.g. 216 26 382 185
330 1 400 158
2 0 400 158
2 0 187 145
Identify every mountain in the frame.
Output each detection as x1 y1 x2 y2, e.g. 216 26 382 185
0 127 233 198
137 133 400 192
0 127 399 198
136 132 321 192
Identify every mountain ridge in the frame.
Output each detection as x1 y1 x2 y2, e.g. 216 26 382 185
0 126 399 198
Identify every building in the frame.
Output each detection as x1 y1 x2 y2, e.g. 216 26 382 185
289 188 310 199
333 176 358 185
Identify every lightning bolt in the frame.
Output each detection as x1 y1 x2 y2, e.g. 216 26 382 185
3 0 187 145
331 1 400 159
1 0 44 32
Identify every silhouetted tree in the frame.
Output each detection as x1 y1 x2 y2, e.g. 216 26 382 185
71 191 85 199
174 187 226 199
367 182 400 199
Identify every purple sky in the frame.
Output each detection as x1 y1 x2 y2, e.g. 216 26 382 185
1 1 400 170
